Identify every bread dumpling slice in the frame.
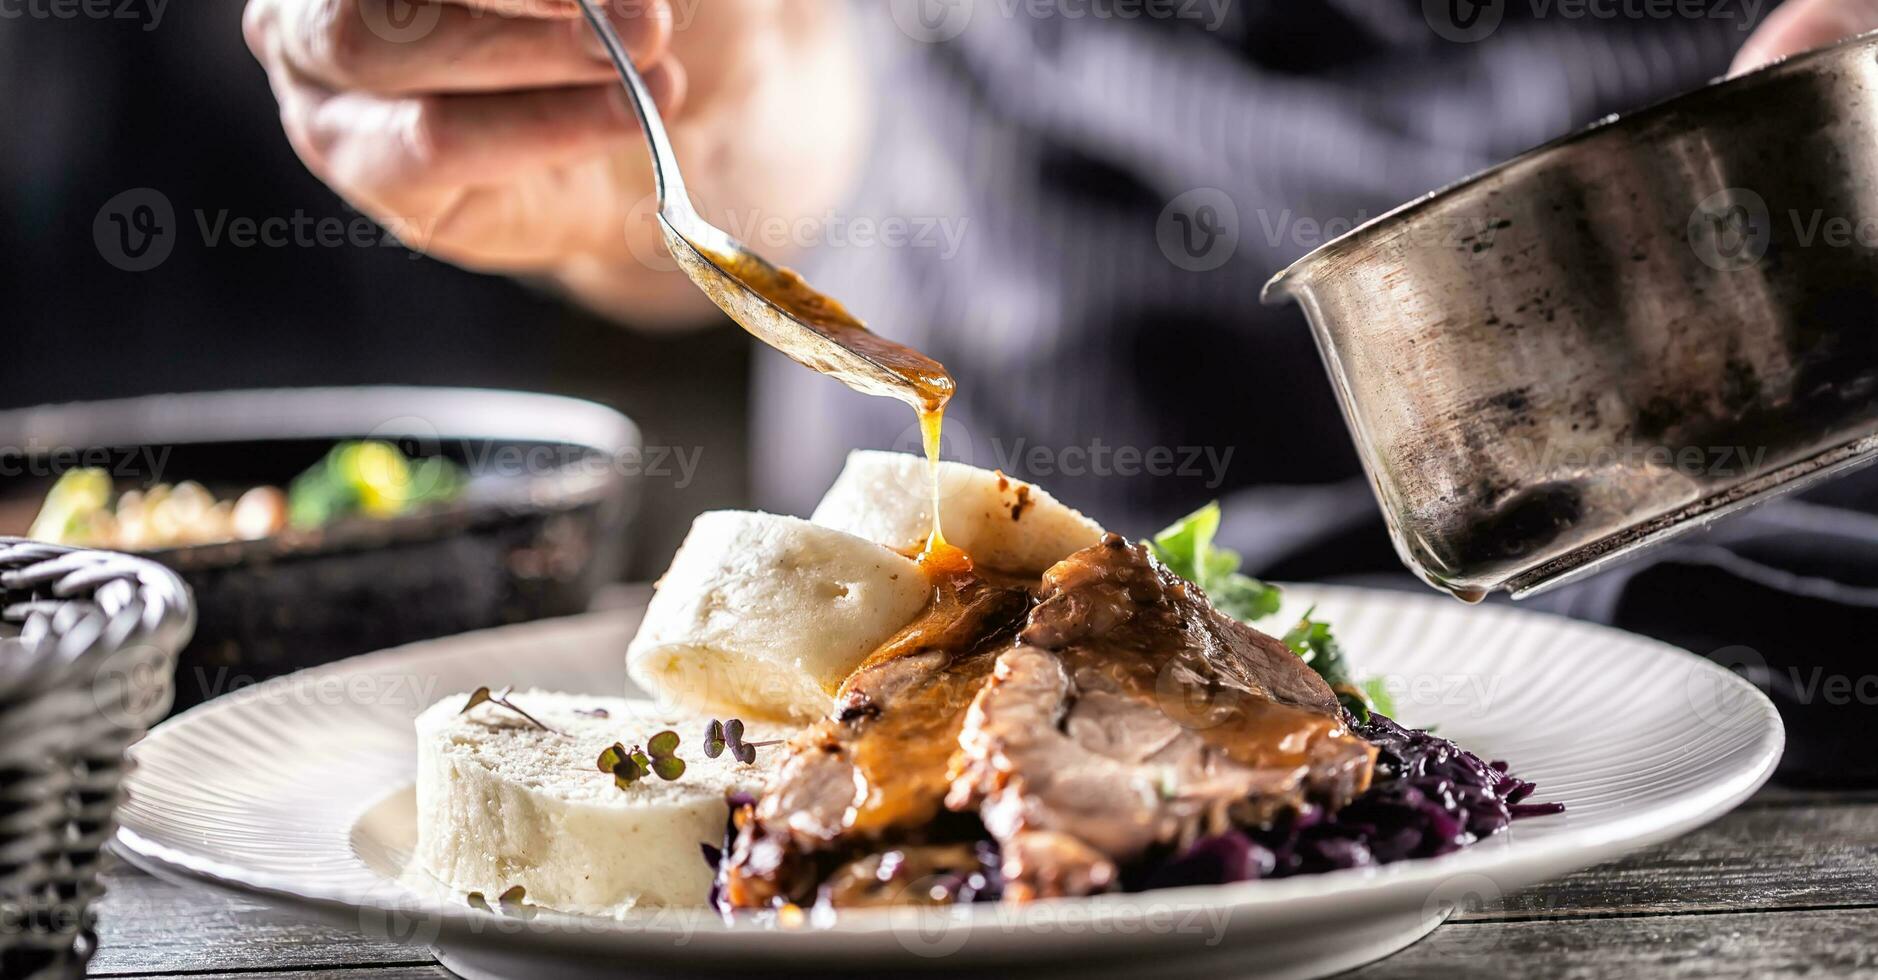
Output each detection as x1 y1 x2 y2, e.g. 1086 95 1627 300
811 450 1104 574
626 511 932 722
414 692 792 915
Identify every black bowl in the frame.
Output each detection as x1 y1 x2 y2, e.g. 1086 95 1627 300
0 387 640 712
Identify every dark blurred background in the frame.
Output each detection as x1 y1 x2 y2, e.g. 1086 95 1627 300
0 2 751 575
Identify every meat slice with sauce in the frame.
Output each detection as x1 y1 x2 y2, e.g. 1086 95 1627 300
722 535 1375 909
720 573 1032 910
948 535 1376 902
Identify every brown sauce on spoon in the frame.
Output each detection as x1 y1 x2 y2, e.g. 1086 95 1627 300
697 248 961 568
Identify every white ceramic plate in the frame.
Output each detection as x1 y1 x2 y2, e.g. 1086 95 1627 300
114 587 1782 980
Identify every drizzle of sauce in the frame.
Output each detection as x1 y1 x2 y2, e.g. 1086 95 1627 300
698 247 960 568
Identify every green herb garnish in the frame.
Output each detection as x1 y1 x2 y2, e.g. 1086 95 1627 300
460 686 562 735
599 731 686 787
703 718 782 766
598 742 651 787
1146 503 1281 623
1281 610 1395 723
647 730 686 780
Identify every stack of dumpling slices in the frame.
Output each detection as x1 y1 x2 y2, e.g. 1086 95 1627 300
415 451 1103 915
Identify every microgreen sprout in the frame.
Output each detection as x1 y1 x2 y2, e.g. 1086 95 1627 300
703 718 784 765
598 742 651 787
460 686 562 735
598 730 686 787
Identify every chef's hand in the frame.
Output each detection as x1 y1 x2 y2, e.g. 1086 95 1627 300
242 0 868 325
1733 0 1878 74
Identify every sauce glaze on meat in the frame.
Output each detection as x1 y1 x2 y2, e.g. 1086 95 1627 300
721 534 1376 909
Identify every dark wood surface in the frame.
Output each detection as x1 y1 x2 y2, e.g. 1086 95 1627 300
92 786 1878 979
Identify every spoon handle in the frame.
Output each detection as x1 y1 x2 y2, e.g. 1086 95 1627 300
574 0 690 214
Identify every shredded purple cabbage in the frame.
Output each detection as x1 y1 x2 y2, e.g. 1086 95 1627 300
1142 712 1564 886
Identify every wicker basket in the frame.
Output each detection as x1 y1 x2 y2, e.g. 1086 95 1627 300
0 540 193 979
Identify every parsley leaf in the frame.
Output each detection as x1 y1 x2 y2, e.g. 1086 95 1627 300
1281 610 1391 723
1146 503 1281 623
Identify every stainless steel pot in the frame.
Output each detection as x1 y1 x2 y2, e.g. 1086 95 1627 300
1263 31 1878 601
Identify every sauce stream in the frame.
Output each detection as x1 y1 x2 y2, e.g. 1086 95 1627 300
699 247 960 566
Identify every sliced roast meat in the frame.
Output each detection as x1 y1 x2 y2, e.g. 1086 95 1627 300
721 574 1033 910
948 534 1376 901
722 534 1377 911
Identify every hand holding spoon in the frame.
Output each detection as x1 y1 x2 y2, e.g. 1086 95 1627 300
572 0 954 418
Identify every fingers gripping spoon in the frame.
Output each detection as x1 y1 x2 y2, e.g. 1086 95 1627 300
576 0 964 565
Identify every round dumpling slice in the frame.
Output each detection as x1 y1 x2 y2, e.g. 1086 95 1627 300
626 511 932 722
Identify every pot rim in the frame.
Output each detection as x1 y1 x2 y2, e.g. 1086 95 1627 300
1259 27 1878 304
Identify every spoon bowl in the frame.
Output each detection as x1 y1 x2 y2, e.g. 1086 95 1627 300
574 0 951 413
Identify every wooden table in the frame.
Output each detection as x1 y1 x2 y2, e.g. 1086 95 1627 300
93 786 1878 979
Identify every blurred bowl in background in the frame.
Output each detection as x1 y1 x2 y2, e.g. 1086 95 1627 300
0 387 640 712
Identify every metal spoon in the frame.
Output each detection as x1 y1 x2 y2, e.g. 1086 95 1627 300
573 0 952 412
